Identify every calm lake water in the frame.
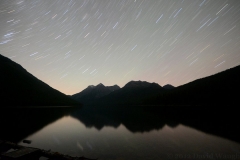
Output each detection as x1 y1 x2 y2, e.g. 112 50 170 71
15 107 240 160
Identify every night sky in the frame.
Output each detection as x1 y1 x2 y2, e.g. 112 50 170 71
0 0 240 95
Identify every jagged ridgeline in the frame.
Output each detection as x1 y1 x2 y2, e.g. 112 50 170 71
1 53 239 106
0 54 80 106
72 65 240 106
72 80 170 105
72 83 120 104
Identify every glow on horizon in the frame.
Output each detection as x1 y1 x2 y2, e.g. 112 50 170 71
0 0 240 95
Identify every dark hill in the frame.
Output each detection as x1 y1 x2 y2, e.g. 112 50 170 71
0 54 80 106
144 65 240 105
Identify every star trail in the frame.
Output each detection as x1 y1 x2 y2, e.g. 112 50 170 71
0 0 240 94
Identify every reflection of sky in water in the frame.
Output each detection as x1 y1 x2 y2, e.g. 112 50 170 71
19 116 240 160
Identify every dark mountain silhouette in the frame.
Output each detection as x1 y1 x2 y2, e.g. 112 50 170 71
74 65 240 106
71 83 120 104
163 84 175 90
144 65 240 105
91 81 166 105
0 54 80 106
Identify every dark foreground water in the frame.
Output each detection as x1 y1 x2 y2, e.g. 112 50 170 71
1 106 240 160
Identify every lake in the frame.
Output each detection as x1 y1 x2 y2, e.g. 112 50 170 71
1 106 237 160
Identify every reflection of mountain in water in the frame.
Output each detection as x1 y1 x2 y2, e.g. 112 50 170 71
71 106 179 133
1 106 239 149
0 107 76 143
71 106 240 144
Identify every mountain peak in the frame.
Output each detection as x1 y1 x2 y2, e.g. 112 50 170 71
163 84 175 90
97 83 105 87
72 83 120 103
87 85 95 88
124 80 159 88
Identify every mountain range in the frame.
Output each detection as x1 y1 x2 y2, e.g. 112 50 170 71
71 81 174 105
0 54 79 106
71 65 240 106
1 53 239 106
